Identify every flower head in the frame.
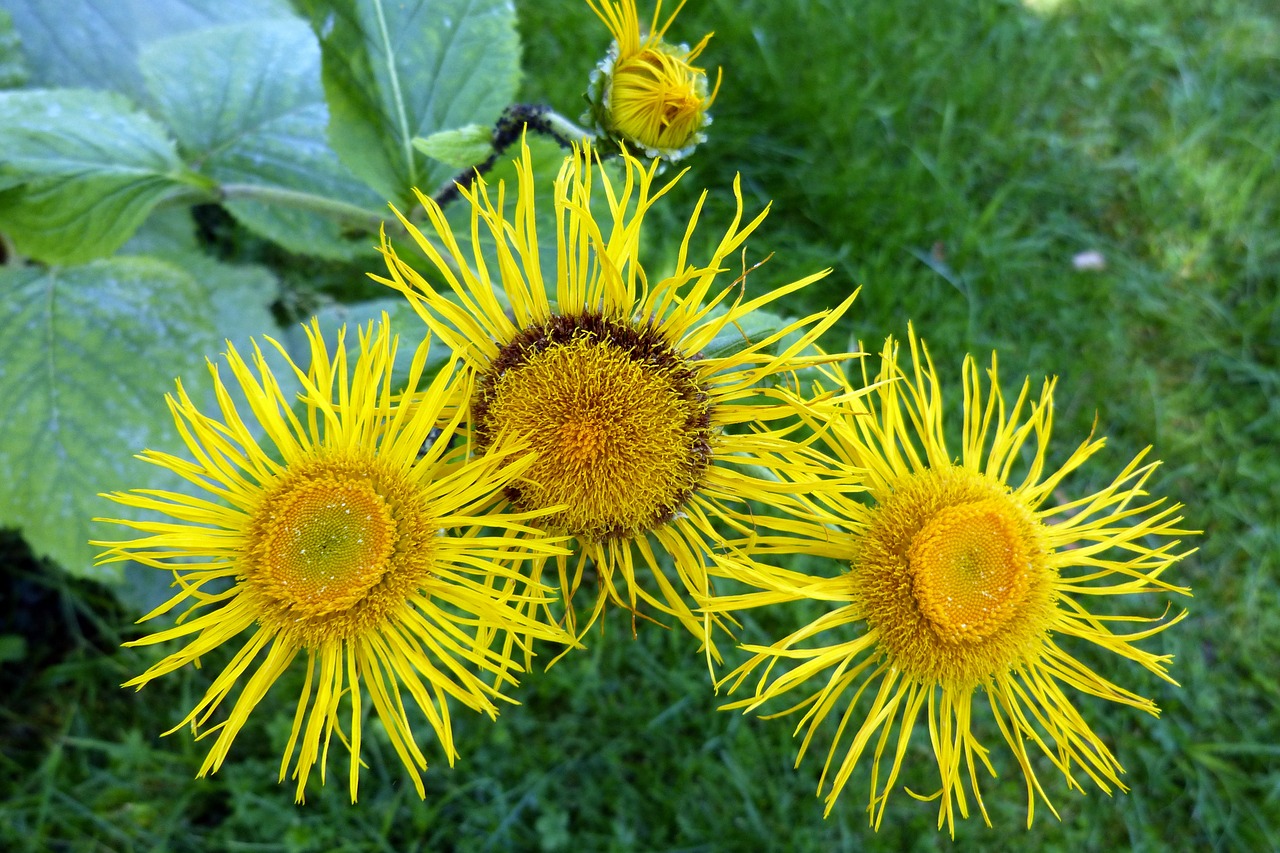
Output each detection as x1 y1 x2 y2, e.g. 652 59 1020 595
705 329 1194 833
584 0 721 160
376 138 853 663
95 317 571 802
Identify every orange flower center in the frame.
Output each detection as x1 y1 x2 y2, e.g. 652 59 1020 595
473 314 713 541
559 415 610 464
257 477 396 616
853 466 1056 684
907 498 1033 643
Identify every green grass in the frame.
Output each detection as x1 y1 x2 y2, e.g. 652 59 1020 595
3 0 1279 849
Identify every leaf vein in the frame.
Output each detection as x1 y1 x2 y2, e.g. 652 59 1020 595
371 0 416 188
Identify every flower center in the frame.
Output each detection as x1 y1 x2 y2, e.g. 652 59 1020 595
474 313 712 541
852 467 1055 684
257 477 396 616
907 498 1032 643
559 415 609 464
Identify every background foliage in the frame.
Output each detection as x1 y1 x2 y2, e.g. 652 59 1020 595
1 0 1277 850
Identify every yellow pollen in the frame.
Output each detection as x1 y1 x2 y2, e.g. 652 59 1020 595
476 324 712 540
907 498 1032 643
256 477 396 616
559 416 609 464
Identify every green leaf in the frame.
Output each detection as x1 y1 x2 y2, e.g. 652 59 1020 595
118 207 199 257
173 254 282 356
116 239 283 357
157 252 298 452
0 9 28 89
70 246 289 609
0 89 194 264
413 124 494 170
0 0 297 100
299 0 521 205
0 259 228 579
139 20 387 259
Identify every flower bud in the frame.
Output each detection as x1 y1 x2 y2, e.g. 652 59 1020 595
584 0 721 161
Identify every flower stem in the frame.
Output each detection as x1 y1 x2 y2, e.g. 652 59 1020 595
538 109 596 149
219 184 386 228
159 180 388 232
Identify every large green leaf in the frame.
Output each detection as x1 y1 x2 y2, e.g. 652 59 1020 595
0 255 284 581
0 258 230 579
0 0 296 101
118 211 288 354
298 0 521 205
0 89 196 263
139 20 387 259
176 255 282 357
117 206 199 257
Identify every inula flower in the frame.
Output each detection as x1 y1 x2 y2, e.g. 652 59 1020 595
704 329 1194 833
95 317 572 802
584 0 721 160
376 138 853 663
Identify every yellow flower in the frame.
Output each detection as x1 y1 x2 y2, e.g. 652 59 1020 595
704 329 1194 833
94 317 571 802
584 0 721 159
375 138 854 664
